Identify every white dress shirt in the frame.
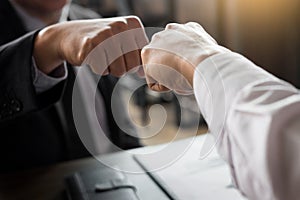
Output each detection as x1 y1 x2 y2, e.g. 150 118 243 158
194 52 300 200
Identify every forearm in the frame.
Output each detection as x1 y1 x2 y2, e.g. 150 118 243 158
193 52 277 138
224 80 300 200
141 21 300 199
33 17 148 77
194 51 300 199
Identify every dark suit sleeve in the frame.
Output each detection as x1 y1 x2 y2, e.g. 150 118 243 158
0 31 64 122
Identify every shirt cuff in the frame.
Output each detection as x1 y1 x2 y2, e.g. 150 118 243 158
31 57 68 94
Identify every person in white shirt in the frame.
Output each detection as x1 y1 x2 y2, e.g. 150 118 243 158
142 22 300 200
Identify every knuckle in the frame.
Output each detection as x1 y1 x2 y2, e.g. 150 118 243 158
141 48 154 60
141 48 153 63
166 23 178 30
126 15 141 22
186 22 204 31
151 32 161 41
77 37 93 63
141 47 150 57
110 20 128 32
83 27 113 48
100 27 113 37
125 15 143 28
77 50 87 64
82 36 93 47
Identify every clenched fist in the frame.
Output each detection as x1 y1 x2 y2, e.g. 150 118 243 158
34 16 148 76
142 22 229 94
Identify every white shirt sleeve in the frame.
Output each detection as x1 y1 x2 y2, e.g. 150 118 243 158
193 52 300 200
31 57 68 94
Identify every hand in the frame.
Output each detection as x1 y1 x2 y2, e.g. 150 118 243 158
141 22 229 94
33 16 148 76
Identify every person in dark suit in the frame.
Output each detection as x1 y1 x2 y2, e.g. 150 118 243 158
0 0 145 172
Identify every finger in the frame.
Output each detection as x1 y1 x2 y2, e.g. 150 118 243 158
125 16 149 49
124 50 141 72
107 21 128 77
149 31 163 43
110 19 140 73
165 23 181 30
150 83 170 92
185 22 205 31
83 26 113 75
145 72 170 92
166 23 194 38
121 34 140 72
120 16 145 72
185 22 217 44
143 61 170 92
107 56 126 77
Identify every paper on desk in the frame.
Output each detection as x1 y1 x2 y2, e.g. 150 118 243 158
134 135 247 200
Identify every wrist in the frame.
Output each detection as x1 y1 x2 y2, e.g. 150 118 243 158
33 25 64 74
189 46 227 86
181 52 210 88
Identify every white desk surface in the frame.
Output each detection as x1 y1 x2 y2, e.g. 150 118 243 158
133 134 247 200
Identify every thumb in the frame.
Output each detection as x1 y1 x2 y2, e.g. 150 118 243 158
144 66 170 92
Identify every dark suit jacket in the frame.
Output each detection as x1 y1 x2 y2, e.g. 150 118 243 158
0 0 140 172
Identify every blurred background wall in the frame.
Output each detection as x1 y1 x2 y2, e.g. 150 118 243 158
222 0 300 88
175 0 300 88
